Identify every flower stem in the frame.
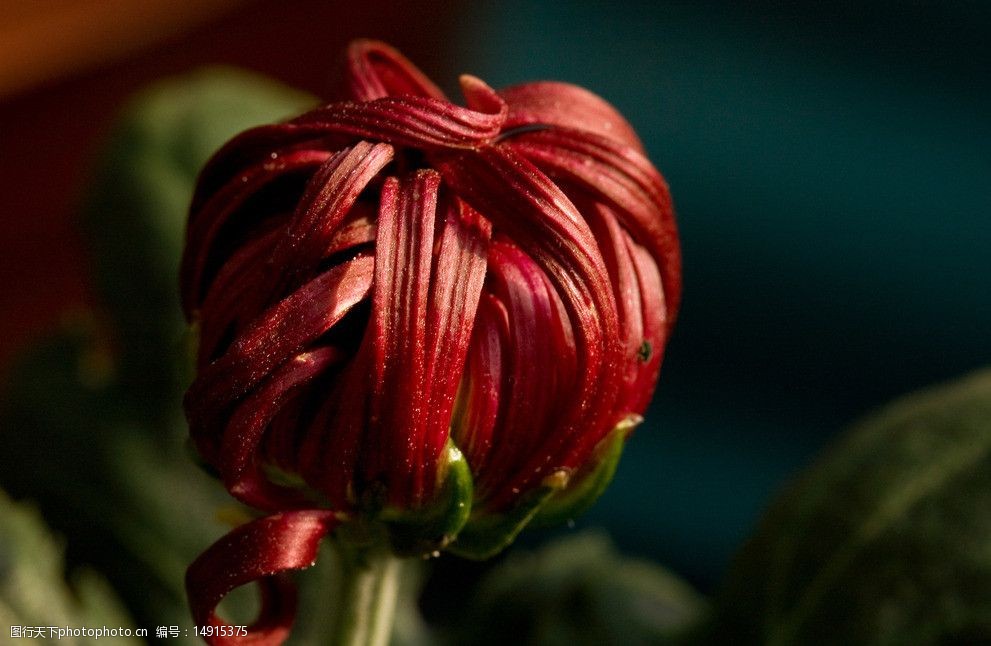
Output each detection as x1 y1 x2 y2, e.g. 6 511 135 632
333 544 402 646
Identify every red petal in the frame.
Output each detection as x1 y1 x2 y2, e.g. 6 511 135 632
181 149 332 315
500 81 644 151
364 173 438 505
221 348 342 511
433 146 622 509
582 201 646 419
299 347 372 509
364 172 491 507
504 128 681 326
186 255 373 463
186 510 337 646
412 197 490 499
343 39 447 101
625 236 667 414
470 239 577 501
196 204 377 367
291 90 506 151
265 142 393 300
190 125 338 209
322 204 377 258
452 293 507 475
197 224 282 365
190 67 502 205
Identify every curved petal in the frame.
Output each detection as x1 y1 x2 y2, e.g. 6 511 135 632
191 125 339 216
299 346 372 510
196 205 377 366
221 348 342 511
433 145 622 510
412 197 490 499
186 510 337 646
363 172 489 507
499 81 644 151
322 205 377 258
196 224 282 364
343 39 447 101
181 149 332 315
625 236 667 415
471 239 577 502
503 128 681 325
364 173 437 506
291 89 506 151
452 292 507 476
582 201 647 420
186 255 374 463
265 142 393 300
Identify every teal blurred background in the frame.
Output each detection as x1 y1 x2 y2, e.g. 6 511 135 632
440 1 991 587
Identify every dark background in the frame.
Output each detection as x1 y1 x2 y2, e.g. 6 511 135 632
1 0 988 592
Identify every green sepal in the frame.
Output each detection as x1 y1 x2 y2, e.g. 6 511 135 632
447 485 558 561
532 415 636 529
378 440 475 557
450 415 638 560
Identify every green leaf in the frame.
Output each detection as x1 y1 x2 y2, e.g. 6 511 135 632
0 489 140 645
709 369 991 645
79 68 315 421
0 321 250 643
456 533 705 646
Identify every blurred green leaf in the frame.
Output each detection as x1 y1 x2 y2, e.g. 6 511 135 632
456 532 705 646
709 369 991 645
0 489 140 645
0 320 245 642
79 68 315 421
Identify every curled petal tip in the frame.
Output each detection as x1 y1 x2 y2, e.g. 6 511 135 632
459 74 508 122
500 80 644 150
344 39 445 101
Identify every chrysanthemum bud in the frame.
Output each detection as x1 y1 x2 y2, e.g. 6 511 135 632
182 40 680 644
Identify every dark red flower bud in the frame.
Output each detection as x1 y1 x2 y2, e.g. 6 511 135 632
182 40 680 644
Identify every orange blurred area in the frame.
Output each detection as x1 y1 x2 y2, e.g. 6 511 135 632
0 0 242 98
0 0 457 373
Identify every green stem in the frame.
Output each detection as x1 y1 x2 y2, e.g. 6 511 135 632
334 545 402 646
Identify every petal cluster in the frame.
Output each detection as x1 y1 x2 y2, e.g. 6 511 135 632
181 40 680 644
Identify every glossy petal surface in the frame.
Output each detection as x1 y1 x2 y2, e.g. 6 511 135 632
181 39 681 645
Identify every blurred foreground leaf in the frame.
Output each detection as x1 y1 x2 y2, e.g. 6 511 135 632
79 68 315 421
710 369 991 645
0 490 140 645
457 532 705 646
0 321 240 642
